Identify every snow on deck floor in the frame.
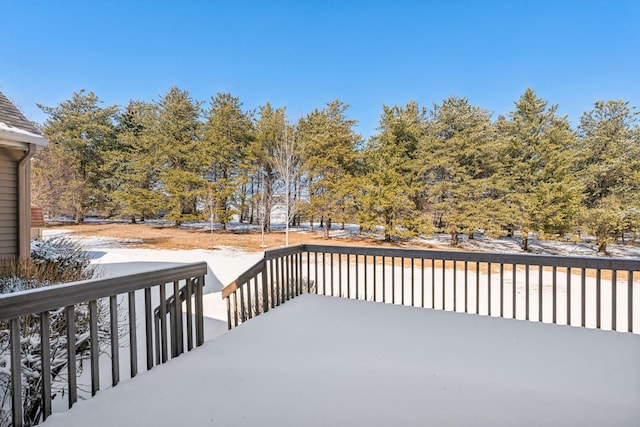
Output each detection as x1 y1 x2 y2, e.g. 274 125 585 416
45 294 640 426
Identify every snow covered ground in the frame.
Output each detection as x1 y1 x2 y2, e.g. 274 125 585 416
51 218 640 258
43 294 640 426
416 232 640 258
43 229 263 335
36 228 640 425
41 227 640 339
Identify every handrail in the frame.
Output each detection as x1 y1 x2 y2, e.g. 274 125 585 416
264 244 305 260
222 259 266 299
303 244 640 270
1 262 207 427
0 262 207 321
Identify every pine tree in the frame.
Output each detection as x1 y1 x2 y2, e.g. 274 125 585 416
297 100 361 238
576 100 640 253
35 90 118 221
154 87 203 224
202 93 253 230
419 97 506 245
501 88 582 250
108 100 165 222
359 102 425 240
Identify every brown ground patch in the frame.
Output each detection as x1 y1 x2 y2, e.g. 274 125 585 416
45 222 444 252
44 223 634 281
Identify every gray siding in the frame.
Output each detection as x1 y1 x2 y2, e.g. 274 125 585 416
0 147 20 259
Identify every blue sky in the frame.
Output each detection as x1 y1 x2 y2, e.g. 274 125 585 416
1 0 638 139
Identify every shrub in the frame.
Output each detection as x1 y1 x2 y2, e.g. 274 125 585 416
0 236 95 294
1 236 98 426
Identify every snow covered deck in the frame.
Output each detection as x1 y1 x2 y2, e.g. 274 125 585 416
45 294 640 426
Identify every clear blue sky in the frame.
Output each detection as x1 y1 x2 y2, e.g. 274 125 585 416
1 0 638 139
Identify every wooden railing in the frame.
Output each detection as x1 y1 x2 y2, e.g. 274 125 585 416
223 244 640 334
0 262 207 427
222 245 305 329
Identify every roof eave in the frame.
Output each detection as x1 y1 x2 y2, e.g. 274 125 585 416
0 128 48 148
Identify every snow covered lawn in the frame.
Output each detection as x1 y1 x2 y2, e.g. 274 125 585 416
44 294 640 426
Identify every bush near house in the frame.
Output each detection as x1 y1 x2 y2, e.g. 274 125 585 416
0 237 97 426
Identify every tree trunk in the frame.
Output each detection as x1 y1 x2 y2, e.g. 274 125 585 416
220 199 227 231
264 174 273 232
324 217 331 238
521 235 529 252
239 182 247 223
598 241 608 254
451 231 459 246
384 216 392 241
74 209 84 224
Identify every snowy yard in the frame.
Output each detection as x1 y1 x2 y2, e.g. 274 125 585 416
30 229 640 425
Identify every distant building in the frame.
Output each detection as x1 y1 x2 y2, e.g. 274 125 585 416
0 91 48 259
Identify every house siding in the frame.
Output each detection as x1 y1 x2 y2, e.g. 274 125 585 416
0 147 20 259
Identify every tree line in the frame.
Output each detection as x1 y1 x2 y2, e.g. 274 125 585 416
32 87 640 253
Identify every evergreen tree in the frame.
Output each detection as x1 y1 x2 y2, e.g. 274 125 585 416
420 97 506 245
202 93 253 229
576 100 640 253
35 90 118 221
154 87 203 224
297 100 361 238
359 102 425 240
108 100 165 222
501 88 582 250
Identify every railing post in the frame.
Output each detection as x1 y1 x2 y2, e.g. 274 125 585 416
110 295 120 386
66 305 77 406
128 291 139 377
145 287 154 370
40 311 52 421
172 280 182 356
89 300 100 396
226 297 231 330
186 279 194 351
10 317 23 427
196 275 205 346
629 271 634 333
298 251 303 294
159 284 168 362
262 258 269 313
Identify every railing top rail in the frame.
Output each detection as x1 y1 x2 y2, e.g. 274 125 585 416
264 244 305 260
0 262 208 321
302 244 640 270
222 258 265 299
